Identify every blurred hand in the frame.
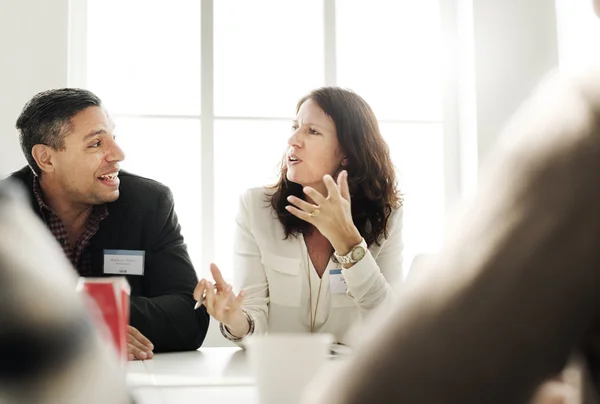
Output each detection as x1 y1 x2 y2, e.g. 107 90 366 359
530 379 576 404
127 325 154 361
194 263 249 338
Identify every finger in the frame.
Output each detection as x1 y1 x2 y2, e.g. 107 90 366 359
193 279 207 301
128 326 153 350
215 285 233 314
210 263 228 291
235 289 245 306
285 205 314 223
226 289 246 311
134 348 148 360
286 195 318 213
128 332 151 354
127 334 153 355
323 174 341 200
302 186 326 205
204 282 217 314
337 170 351 202
194 280 207 310
128 343 148 360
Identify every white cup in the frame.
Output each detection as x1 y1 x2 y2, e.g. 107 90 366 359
247 333 333 404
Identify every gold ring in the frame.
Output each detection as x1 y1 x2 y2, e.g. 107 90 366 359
309 208 320 217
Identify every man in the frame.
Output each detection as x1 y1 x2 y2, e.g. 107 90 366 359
0 181 131 403
306 0 600 403
3 88 209 359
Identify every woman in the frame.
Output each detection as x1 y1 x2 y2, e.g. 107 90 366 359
194 87 403 345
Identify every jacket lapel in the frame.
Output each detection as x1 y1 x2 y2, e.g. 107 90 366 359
90 200 128 277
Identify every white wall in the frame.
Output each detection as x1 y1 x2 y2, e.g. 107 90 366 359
469 0 559 173
441 0 559 205
0 0 70 177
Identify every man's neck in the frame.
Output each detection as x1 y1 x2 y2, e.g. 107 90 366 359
39 176 93 231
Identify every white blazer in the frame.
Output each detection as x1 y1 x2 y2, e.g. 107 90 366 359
232 187 404 345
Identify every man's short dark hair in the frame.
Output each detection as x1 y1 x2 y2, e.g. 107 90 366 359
16 88 102 175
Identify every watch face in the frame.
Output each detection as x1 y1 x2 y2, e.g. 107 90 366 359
351 246 366 261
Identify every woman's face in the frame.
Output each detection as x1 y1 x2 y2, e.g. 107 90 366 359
286 99 344 191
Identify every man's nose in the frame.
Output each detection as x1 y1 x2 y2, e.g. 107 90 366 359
107 138 125 162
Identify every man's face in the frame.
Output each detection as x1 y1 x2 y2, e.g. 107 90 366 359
47 106 125 206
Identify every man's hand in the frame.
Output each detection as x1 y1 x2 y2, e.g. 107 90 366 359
127 325 154 361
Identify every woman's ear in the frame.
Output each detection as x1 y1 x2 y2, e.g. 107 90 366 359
341 157 348 167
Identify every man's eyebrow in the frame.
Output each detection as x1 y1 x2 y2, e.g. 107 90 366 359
83 129 107 141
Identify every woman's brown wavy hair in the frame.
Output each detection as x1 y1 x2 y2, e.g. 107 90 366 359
268 87 402 246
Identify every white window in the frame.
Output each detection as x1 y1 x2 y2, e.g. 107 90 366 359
77 0 450 280
555 0 600 72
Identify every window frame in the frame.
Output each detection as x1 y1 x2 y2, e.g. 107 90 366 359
68 0 461 277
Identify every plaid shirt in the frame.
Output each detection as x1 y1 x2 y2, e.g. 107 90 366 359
33 178 109 276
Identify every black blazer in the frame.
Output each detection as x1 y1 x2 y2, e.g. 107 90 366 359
6 167 209 352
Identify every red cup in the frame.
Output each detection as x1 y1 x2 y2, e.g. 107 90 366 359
77 277 130 361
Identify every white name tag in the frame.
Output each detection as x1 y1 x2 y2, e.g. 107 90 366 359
103 249 145 276
329 269 347 294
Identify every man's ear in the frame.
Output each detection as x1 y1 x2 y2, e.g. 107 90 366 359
31 144 55 174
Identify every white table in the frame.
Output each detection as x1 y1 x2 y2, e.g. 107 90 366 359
127 348 259 404
127 347 348 403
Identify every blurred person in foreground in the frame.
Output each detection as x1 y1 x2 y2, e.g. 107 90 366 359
304 1 600 403
0 182 131 404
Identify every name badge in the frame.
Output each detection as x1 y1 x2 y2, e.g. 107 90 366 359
104 250 145 276
329 268 347 294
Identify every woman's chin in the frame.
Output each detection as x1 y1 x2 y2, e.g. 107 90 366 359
286 171 323 188
286 172 301 184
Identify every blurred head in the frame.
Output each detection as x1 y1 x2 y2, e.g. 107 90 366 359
271 87 402 245
594 0 600 18
16 88 125 206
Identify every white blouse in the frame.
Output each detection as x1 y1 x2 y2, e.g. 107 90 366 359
231 187 404 346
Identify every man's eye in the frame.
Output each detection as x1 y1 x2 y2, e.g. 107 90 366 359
90 141 101 148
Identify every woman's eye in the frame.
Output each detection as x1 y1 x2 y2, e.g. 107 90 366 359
308 128 320 135
291 125 298 131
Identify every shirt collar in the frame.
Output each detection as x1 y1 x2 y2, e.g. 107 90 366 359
32 176 109 220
